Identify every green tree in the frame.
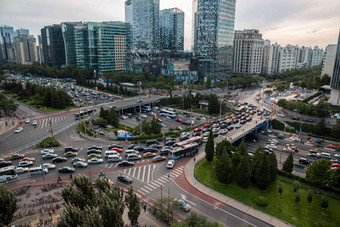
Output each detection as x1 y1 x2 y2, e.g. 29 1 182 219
215 139 234 158
268 152 278 181
250 146 263 183
0 184 17 226
255 153 271 190
125 186 141 227
282 152 294 174
215 151 233 184
208 94 220 115
306 159 332 188
278 182 283 199
236 151 250 188
295 191 300 208
171 212 222 227
57 204 101 227
293 180 301 193
205 130 214 162
236 141 247 155
321 194 329 213
231 152 242 169
150 118 162 135
152 197 176 224
307 189 313 206
329 168 340 189
331 120 340 139
314 118 326 135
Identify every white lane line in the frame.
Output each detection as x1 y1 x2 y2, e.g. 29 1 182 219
144 186 153 191
115 163 119 167
140 188 149 194
150 182 160 187
153 180 163 186
137 190 145 195
147 165 151 183
151 163 157 182
128 168 132 176
123 169 127 174
160 176 170 181
157 178 167 184
133 167 136 178
141 166 146 182
109 163 114 168
171 169 182 175
147 184 157 189
105 164 108 167
137 166 141 180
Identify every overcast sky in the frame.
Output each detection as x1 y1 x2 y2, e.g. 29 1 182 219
0 0 339 50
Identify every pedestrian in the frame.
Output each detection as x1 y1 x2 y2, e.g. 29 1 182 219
144 204 147 212
194 157 196 163
69 173 73 180
52 207 55 214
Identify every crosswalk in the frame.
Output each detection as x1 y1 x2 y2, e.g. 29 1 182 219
120 165 184 195
37 116 69 129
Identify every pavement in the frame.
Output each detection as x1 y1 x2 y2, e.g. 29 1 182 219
184 151 293 227
0 115 20 136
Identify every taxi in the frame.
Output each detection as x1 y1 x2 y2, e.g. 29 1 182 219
9 154 25 160
20 157 35 162
88 154 102 159
143 152 157 158
152 156 166 162
64 152 78 157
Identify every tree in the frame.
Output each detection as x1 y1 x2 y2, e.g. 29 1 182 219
282 152 294 173
250 146 263 183
295 191 300 208
236 151 250 188
215 151 233 184
278 182 283 199
152 197 176 224
293 180 301 193
268 152 278 181
215 139 234 158
307 189 313 207
57 204 101 227
255 153 271 190
306 159 332 188
208 94 220 115
237 141 247 155
329 168 340 189
331 120 340 139
171 212 222 227
231 152 242 170
125 186 141 227
321 194 329 213
0 184 17 226
314 118 326 136
205 130 214 162
150 118 162 135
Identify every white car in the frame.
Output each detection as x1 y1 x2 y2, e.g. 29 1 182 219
41 149 54 155
167 159 175 169
220 129 228 135
42 163 56 170
277 113 285 118
88 158 104 164
141 114 147 118
235 124 241 128
202 137 208 143
25 119 30 123
18 161 34 167
32 120 37 126
121 115 127 120
14 127 23 133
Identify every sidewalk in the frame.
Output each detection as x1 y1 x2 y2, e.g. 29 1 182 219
184 152 293 227
0 115 20 136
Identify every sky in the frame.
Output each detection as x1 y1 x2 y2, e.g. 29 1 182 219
0 0 339 50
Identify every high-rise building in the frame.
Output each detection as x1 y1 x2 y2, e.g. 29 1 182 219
322 44 337 78
297 46 313 68
233 29 264 75
125 0 160 51
269 43 281 75
160 8 184 52
61 22 83 66
330 31 340 106
0 26 18 62
311 46 324 67
37 35 44 63
192 0 236 79
262 40 272 75
278 45 299 72
41 25 66 68
13 35 38 65
16 28 29 36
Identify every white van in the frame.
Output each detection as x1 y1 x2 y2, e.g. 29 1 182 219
127 153 142 161
167 160 175 169
320 152 332 159
107 155 122 162
104 150 118 158
29 166 48 176
125 149 139 156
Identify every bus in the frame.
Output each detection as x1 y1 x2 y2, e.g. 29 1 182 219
74 109 96 120
169 143 199 160
174 136 202 148
141 106 152 112
160 109 176 118
0 166 18 183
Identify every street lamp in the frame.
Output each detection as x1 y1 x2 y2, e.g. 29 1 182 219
138 81 142 135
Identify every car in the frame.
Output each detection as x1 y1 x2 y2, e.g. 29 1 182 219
0 161 12 168
58 166 75 173
134 146 145 152
325 144 339 149
9 154 25 160
165 139 176 146
41 149 54 155
64 147 78 152
88 158 104 164
18 161 34 167
157 119 163 123
167 159 175 169
15 167 29 174
203 124 210 128
117 174 133 184
304 118 313 123
220 129 228 135
108 144 123 150
71 157 86 163
149 144 162 149
212 128 219 133
20 157 35 162
137 99 143 103
111 147 123 152
202 137 208 143
307 153 321 159
299 158 312 166
14 127 23 133
144 147 158 153
87 150 101 155
153 156 166 162
88 153 102 159
180 132 190 141
118 160 134 167
277 113 285 118
143 152 157 158
73 161 88 168
332 163 340 168
128 144 138 149
64 152 78 157
52 157 67 163
194 128 202 132
291 116 300 120
192 131 201 137
227 126 234 130
88 145 102 151
32 120 37 126
141 114 147 118
174 198 191 212
42 163 56 170
25 119 30 124
175 119 183 123
42 153 58 160
235 123 241 128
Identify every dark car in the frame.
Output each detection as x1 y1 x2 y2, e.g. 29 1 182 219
52 157 67 163
0 161 12 168
118 160 134 167
108 144 123 150
146 140 160 146
299 158 312 166
304 118 313 123
58 166 76 173
64 147 77 152
227 126 234 130
291 116 300 120
213 133 219 138
233 119 239 124
88 146 102 151
150 144 162 149
117 174 133 184
144 147 158 153
165 139 176 146
192 132 201 137
87 150 101 155
134 146 145 152
42 153 58 160
128 144 138 149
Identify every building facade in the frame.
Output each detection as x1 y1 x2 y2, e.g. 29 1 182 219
41 25 66 68
278 45 299 73
0 26 19 62
192 0 236 79
261 40 272 75
13 35 38 65
233 29 264 75
61 22 83 66
297 46 312 68
330 32 340 106
311 46 324 67
160 8 184 52
125 0 160 51
322 44 337 78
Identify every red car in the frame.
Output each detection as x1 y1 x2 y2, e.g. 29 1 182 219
175 119 183 123
326 144 339 149
194 128 202 132
291 147 299 152
203 124 210 128
332 163 340 168
111 147 123 152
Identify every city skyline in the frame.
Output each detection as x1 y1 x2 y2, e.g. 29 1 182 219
0 0 339 50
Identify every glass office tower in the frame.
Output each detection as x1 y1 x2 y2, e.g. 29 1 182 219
192 0 236 79
160 8 184 52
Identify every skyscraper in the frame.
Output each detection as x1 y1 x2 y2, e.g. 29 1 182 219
322 44 337 78
61 22 83 66
262 40 272 75
13 35 38 65
0 26 18 62
192 0 236 79
41 25 66 68
160 8 184 52
233 29 264 75
278 45 299 73
125 0 160 51
329 31 340 106
311 46 324 67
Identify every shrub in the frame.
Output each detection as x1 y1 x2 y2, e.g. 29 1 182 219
255 196 268 207
36 137 61 148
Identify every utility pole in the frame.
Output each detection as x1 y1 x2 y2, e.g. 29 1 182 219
138 81 142 135
49 119 54 139
160 185 163 216
40 153 46 190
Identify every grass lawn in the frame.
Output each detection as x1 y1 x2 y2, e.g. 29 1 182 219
195 159 340 227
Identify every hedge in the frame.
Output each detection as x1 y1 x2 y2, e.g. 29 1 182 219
271 119 295 133
35 137 61 148
307 133 340 143
284 121 332 137
128 133 163 142
303 91 321 103
160 97 182 106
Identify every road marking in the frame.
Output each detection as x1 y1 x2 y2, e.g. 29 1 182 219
150 182 160 187
144 185 153 191
146 183 157 189
157 178 167 184
137 166 141 179
128 168 132 176
181 194 196 206
151 163 157 182
133 167 136 177
140 188 149 194
109 163 114 168
123 169 127 174
137 190 145 195
160 176 169 181
147 165 151 183
105 164 108 167
153 180 163 186
115 163 119 167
